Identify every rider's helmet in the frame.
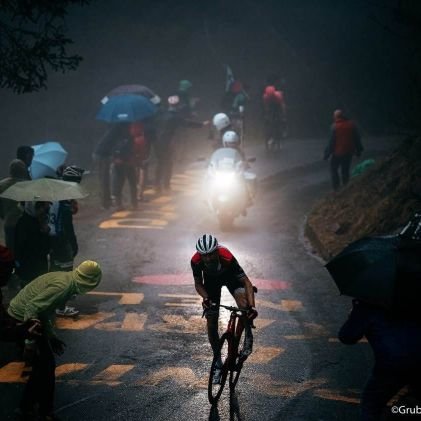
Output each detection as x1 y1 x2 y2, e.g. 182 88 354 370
222 131 240 148
196 234 218 254
212 113 230 131
62 166 85 183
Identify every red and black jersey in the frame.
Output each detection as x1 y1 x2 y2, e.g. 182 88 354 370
191 246 246 281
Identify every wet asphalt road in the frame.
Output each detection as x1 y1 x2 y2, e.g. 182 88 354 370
0 137 398 420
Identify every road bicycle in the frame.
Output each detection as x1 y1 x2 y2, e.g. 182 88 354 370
207 304 255 405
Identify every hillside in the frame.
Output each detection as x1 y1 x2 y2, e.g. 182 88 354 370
305 136 421 261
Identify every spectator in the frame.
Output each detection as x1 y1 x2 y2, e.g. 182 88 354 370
324 110 363 191
339 299 421 420
0 159 28 253
177 79 196 118
155 95 207 194
129 121 152 202
0 244 14 316
7 260 102 420
16 146 34 180
111 129 138 210
14 201 51 288
93 123 129 209
49 166 84 317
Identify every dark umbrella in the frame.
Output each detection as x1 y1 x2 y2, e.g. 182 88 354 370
101 84 161 105
325 236 400 308
96 94 157 123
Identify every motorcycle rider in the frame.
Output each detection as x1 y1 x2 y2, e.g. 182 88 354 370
222 130 246 161
209 113 232 150
222 131 256 206
191 234 258 383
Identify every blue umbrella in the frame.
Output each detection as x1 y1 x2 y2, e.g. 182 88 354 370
96 94 157 123
30 141 68 179
102 84 161 105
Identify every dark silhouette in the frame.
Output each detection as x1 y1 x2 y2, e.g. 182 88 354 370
339 299 421 420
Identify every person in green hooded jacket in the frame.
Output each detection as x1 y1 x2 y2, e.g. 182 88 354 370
7 260 102 421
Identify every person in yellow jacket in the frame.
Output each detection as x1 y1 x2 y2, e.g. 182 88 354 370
7 260 102 421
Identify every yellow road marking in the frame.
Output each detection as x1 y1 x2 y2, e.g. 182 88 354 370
148 315 204 334
159 294 198 299
87 292 144 305
284 323 328 339
252 375 327 397
247 346 285 363
95 313 148 331
256 298 303 312
313 389 360 404
56 363 89 377
150 196 172 204
159 293 203 307
90 364 134 386
159 204 176 211
136 367 206 388
121 313 148 331
0 362 27 383
99 219 164 229
329 337 368 343
150 219 168 226
182 190 199 197
254 318 276 329
56 312 114 330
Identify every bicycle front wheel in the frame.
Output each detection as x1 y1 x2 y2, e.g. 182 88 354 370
208 333 231 405
229 329 245 390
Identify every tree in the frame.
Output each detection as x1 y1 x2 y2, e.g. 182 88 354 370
0 0 90 94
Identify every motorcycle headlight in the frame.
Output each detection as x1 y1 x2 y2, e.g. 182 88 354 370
214 171 235 185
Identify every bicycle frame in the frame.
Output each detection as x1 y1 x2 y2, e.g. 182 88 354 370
207 304 252 405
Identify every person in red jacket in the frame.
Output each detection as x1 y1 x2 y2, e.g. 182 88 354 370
324 109 363 191
262 85 287 150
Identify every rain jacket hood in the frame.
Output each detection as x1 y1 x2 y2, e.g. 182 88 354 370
179 80 192 92
73 260 102 294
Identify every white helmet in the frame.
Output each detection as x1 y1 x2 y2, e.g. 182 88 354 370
222 130 240 147
196 234 218 254
168 95 180 106
212 113 230 131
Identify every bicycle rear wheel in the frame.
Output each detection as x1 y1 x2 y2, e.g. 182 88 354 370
208 333 231 405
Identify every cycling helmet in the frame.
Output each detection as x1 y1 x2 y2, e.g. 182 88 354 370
212 113 230 131
62 166 84 183
168 95 180 106
196 234 218 254
222 131 240 147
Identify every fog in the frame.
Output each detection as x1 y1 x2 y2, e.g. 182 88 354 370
0 0 418 170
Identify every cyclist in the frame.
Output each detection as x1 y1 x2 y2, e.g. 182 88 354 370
262 85 287 149
191 234 258 383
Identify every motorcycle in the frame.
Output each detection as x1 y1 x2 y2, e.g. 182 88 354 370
204 147 257 231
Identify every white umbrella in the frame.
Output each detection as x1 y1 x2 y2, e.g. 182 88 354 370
0 178 88 202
